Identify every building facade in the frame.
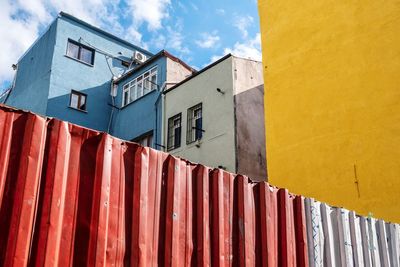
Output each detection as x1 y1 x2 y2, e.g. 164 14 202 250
163 55 266 181
5 12 152 132
259 0 400 222
3 12 192 145
111 51 194 147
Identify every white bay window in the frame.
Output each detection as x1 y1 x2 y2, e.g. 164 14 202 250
122 66 157 107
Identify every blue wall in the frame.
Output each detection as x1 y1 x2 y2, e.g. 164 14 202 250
5 12 170 146
111 57 167 145
46 15 152 132
5 20 57 115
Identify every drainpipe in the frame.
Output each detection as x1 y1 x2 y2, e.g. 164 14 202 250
107 77 118 134
154 81 166 151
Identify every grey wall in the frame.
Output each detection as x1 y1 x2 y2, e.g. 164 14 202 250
163 56 237 172
234 84 267 181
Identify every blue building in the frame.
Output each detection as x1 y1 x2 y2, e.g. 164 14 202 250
111 50 194 147
3 12 194 148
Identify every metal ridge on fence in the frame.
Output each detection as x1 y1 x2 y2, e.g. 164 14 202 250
0 105 398 266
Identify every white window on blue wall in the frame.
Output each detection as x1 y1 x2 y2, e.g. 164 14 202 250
122 67 157 107
66 39 95 65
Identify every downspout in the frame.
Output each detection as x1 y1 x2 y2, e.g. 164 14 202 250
107 77 118 134
154 81 167 151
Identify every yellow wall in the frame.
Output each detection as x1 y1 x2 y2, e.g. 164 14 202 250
258 0 400 222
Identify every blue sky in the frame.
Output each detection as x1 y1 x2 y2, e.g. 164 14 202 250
0 0 261 90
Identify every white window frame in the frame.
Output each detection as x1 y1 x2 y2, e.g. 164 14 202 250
122 66 157 107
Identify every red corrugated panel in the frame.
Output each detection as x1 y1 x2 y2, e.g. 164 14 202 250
0 105 309 266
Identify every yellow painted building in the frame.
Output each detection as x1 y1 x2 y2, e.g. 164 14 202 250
258 0 400 222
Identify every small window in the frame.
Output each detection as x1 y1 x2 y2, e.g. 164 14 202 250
66 39 95 65
167 113 182 151
133 132 153 148
69 90 87 111
187 103 203 144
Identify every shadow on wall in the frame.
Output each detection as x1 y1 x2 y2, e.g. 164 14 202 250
235 84 267 181
46 81 112 132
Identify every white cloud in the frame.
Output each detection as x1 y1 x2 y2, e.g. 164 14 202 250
165 26 190 54
126 0 171 31
191 3 199 11
148 19 189 55
0 1 42 87
195 31 220 49
0 0 169 89
149 34 167 50
216 8 225 15
233 15 254 38
209 33 262 65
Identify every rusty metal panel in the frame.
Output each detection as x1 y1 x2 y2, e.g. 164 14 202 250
1 105 399 266
0 105 310 266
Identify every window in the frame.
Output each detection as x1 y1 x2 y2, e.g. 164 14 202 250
167 113 182 151
187 103 203 144
69 90 87 111
122 67 157 106
66 39 95 65
133 132 153 148
121 60 130 67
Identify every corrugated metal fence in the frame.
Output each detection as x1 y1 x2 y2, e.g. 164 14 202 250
0 105 398 266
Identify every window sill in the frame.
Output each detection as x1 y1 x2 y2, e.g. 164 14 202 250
64 55 94 67
167 146 181 152
121 89 157 109
186 138 202 146
68 106 88 113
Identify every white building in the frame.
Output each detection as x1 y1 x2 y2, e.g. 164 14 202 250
162 54 266 181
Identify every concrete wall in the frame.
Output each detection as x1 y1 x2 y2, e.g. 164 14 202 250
164 56 237 171
5 21 57 115
232 57 263 96
47 16 151 132
166 58 192 85
232 57 266 180
234 84 266 181
259 0 400 222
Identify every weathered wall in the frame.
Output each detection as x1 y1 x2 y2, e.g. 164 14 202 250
232 57 266 181
1 105 399 266
232 57 263 96
47 15 152 132
164 56 237 172
235 85 266 181
5 20 57 115
0 105 310 266
259 0 400 222
166 57 192 85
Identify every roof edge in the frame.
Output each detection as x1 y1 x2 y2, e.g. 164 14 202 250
163 54 232 94
114 50 195 84
59 12 152 56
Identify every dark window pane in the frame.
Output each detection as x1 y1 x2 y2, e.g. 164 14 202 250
79 95 86 110
187 103 202 143
67 41 79 59
167 114 181 150
124 90 129 106
195 117 202 140
174 125 181 148
80 47 93 64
